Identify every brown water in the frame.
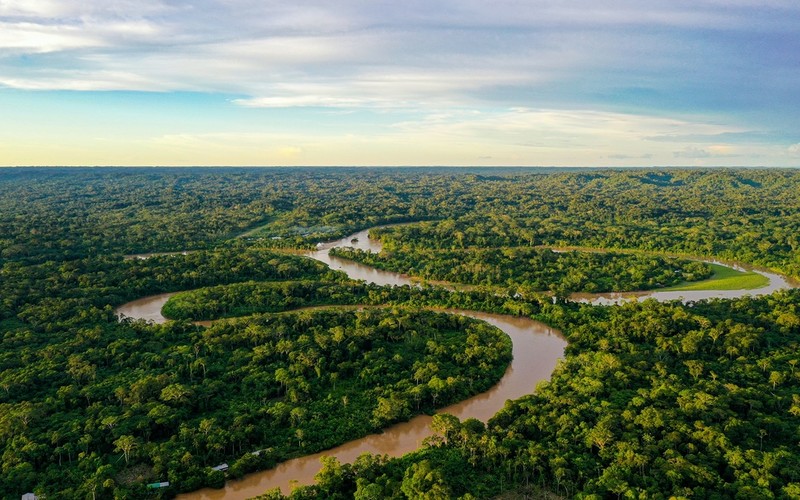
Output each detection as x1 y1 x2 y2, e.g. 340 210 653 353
181 312 564 499
115 299 563 498
115 292 177 323
303 230 796 305
115 227 796 499
117 231 567 499
304 228 416 287
116 229 567 498
571 259 797 305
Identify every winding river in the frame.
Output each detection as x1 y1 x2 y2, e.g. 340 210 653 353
572 259 796 305
114 227 796 499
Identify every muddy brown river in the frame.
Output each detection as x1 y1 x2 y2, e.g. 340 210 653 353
114 227 794 499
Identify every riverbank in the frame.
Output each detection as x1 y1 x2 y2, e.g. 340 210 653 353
114 225 798 498
664 263 768 291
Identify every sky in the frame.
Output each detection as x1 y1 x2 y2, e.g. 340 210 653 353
1 1 799 167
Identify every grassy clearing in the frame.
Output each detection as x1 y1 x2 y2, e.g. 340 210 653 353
664 263 768 291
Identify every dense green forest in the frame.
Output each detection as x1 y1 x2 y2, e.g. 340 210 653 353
3 167 800 276
1 299 512 497
1 167 799 499
278 291 800 499
330 246 712 295
0 247 340 324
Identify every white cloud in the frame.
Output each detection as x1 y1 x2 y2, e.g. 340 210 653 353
0 0 173 17
0 22 100 52
1 1 799 166
129 109 773 166
788 143 800 155
390 108 733 144
672 145 741 159
234 96 378 108
0 0 74 17
3 0 787 94
0 109 790 166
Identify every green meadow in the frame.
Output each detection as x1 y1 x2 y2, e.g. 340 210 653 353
664 263 768 291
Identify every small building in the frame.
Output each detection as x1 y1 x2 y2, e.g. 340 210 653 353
146 482 170 489
211 463 229 472
22 494 38 500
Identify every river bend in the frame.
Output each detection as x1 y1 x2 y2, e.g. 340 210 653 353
114 227 795 499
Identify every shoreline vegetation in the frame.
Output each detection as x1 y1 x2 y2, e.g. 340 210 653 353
664 263 769 291
331 247 769 294
152 233 787 498
329 246 714 295
1 167 799 499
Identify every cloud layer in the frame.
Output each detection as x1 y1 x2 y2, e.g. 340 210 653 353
1 1 799 165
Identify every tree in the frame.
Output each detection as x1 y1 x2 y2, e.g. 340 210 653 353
427 377 446 406
401 460 451 500
371 393 410 428
113 435 139 465
160 383 191 404
430 414 460 446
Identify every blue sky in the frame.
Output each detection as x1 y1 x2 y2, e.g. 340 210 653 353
1 1 799 166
